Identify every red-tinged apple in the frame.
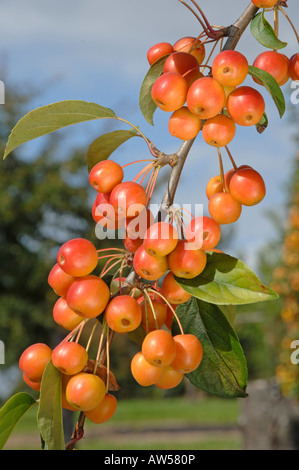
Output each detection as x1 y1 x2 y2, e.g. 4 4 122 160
202 114 236 147
168 106 202 140
187 77 226 119
147 42 174 65
226 86 265 126
212 50 248 86
151 72 188 112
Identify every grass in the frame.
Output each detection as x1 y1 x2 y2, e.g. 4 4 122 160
4 395 243 450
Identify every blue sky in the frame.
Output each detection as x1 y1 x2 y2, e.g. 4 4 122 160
0 0 299 270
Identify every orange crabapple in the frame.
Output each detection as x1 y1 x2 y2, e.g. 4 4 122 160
251 0 278 7
89 160 124 194
147 42 174 66
182 67 204 88
171 334 203 373
53 296 83 331
229 167 266 206
143 221 179 257
140 297 168 331
202 114 236 148
212 50 249 87
163 51 200 76
155 365 184 390
206 175 223 200
133 244 168 281
84 394 117 424
109 181 147 218
130 351 164 387
104 295 142 333
253 51 289 86
142 329 177 368
161 271 192 305
288 53 299 80
173 36 205 65
22 373 41 392
208 192 242 225
48 263 76 297
167 239 207 279
226 86 265 126
65 372 106 412
57 238 99 278
168 106 202 141
19 343 52 383
185 215 222 251
187 77 226 120
151 72 188 112
51 341 88 376
66 275 110 319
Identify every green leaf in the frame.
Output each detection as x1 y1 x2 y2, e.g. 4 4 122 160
37 360 65 451
248 65 286 118
0 392 36 450
256 112 268 134
172 297 248 398
3 100 116 159
175 251 279 305
250 12 287 50
139 55 169 126
86 128 139 172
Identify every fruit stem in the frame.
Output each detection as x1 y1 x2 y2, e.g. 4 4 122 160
278 6 299 44
225 146 238 170
100 257 124 278
122 159 155 169
144 289 159 331
147 288 184 335
105 327 111 394
217 147 226 192
94 320 107 374
85 320 99 352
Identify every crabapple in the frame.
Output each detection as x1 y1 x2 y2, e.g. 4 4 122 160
57 238 99 277
142 329 177 367
147 42 174 65
66 275 110 318
48 263 75 297
171 334 203 373
123 235 143 253
168 106 202 141
151 72 188 112
140 298 168 331
65 372 106 411
89 160 124 194
173 36 205 65
229 167 266 206
167 239 207 279
23 373 41 392
109 182 147 218
84 394 117 424
208 192 242 225
253 51 289 86
53 296 83 331
226 86 265 126
92 192 125 231
185 215 221 250
212 50 249 87
105 295 142 333
206 175 223 200
288 53 299 81
187 77 226 120
202 114 236 147
52 341 88 376
143 221 178 257
163 51 200 76
155 366 184 390
161 271 191 305
130 351 164 386
133 245 168 281
251 0 278 7
19 343 52 383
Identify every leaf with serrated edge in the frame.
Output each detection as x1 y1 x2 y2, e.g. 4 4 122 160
175 252 279 305
0 392 36 450
248 65 285 118
251 12 287 50
3 100 116 159
172 297 248 398
37 360 65 451
86 128 139 172
139 55 170 126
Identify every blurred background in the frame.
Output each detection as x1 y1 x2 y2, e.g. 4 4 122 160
0 0 299 450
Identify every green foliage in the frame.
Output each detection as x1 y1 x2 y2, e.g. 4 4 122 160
251 11 287 50
248 66 286 118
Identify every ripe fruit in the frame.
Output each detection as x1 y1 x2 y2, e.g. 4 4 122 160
229 167 266 206
105 295 142 333
168 106 202 141
143 221 178 257
171 334 203 373
212 50 248 86
167 239 207 279
89 160 124 194
253 51 289 86
52 341 88 375
66 275 110 318
48 263 75 297
288 53 299 81
155 366 184 390
53 297 83 331
140 298 167 331
206 175 223 200
173 36 205 65
182 67 204 88
185 216 221 250
202 114 236 147
226 86 265 126
57 238 98 277
161 271 191 305
251 0 278 7
130 351 164 386
147 42 174 66
163 51 199 76
151 72 188 112
208 192 242 225
85 394 117 424
19 343 52 383
142 329 177 367
187 77 226 120
109 182 147 218
133 245 168 281
65 372 106 411
23 373 41 392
